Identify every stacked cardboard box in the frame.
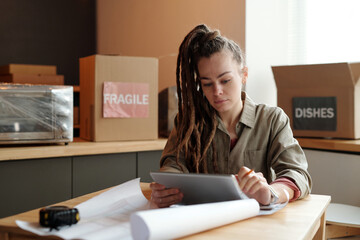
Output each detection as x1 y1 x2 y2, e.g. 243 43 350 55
0 64 64 85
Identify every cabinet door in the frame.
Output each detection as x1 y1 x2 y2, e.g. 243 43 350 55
73 153 136 197
304 149 360 206
0 157 72 218
137 151 162 182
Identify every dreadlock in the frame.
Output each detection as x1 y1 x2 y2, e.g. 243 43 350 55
175 24 245 173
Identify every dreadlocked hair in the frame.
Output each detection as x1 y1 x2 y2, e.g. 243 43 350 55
175 24 245 173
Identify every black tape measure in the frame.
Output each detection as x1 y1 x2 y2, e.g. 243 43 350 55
39 206 80 231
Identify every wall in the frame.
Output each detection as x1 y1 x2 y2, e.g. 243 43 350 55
245 0 290 106
96 0 246 92
0 0 96 85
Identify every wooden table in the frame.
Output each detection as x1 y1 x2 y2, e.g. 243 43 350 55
0 183 331 240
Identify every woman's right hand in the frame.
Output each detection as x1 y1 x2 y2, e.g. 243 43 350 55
149 182 183 208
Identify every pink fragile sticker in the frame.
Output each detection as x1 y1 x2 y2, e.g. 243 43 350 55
103 82 150 118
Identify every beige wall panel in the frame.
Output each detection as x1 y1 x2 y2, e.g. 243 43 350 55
97 0 246 92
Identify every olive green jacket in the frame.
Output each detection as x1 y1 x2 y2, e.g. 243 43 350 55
160 92 312 199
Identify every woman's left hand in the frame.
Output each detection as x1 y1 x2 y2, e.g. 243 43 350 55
237 166 271 205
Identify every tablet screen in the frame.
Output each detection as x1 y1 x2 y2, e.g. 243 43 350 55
150 172 249 205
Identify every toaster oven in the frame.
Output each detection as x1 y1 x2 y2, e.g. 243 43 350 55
0 84 73 144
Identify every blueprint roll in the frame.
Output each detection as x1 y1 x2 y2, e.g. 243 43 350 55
130 199 260 240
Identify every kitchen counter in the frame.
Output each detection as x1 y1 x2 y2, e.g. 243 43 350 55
0 136 358 218
1 137 359 162
297 137 360 153
0 138 168 161
0 138 167 218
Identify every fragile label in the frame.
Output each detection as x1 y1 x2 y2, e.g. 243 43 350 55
103 82 149 118
292 97 337 131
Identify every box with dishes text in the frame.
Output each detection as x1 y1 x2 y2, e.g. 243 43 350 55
79 55 158 141
272 62 360 139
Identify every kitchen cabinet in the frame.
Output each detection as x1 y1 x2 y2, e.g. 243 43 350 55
0 141 164 218
0 157 72 218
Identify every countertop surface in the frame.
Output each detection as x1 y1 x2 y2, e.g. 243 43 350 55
0 137 359 162
0 138 168 161
297 137 360 153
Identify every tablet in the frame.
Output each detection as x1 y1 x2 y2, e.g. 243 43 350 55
150 172 249 205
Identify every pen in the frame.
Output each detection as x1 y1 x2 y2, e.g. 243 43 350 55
235 169 254 183
244 169 254 177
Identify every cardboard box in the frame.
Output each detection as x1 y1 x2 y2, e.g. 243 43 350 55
79 55 158 141
272 62 360 139
158 86 178 137
74 106 80 125
0 74 64 85
0 64 57 75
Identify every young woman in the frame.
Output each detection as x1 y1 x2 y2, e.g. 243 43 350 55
150 24 312 208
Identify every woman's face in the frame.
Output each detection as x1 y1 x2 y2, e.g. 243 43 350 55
198 50 247 115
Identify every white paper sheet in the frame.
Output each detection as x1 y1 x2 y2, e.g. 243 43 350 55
17 178 149 240
130 199 260 240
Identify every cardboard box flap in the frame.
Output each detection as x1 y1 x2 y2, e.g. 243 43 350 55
349 62 360 85
272 62 356 88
